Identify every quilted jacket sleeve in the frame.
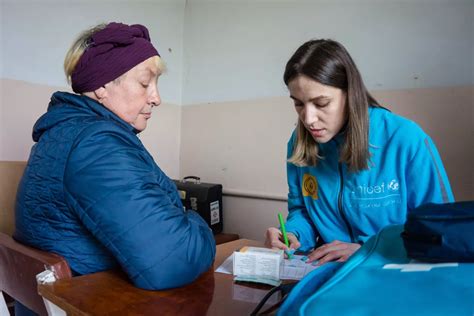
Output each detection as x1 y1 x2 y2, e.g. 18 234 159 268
63 123 216 290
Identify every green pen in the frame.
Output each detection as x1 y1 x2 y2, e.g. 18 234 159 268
278 212 290 249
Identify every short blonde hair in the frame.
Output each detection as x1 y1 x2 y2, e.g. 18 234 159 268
153 55 166 75
64 23 107 84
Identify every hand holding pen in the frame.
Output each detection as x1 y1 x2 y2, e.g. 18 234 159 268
264 213 300 257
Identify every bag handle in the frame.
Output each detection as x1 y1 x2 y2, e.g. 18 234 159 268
401 231 442 245
181 176 201 184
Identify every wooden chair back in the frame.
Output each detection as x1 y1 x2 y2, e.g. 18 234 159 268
0 232 71 315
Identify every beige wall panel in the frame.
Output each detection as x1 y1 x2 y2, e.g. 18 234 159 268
182 86 473 239
0 79 182 178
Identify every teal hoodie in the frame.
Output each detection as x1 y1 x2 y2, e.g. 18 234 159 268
285 107 454 250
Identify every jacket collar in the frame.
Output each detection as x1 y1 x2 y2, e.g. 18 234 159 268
33 92 139 141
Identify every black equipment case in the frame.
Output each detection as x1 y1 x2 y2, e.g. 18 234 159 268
173 176 223 234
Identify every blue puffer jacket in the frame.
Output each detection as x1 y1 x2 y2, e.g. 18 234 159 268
14 92 216 290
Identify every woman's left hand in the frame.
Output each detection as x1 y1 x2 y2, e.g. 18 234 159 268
306 240 361 265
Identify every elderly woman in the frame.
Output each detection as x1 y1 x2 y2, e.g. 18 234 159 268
14 22 215 293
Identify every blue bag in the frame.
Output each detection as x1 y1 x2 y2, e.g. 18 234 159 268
402 201 474 262
278 224 474 316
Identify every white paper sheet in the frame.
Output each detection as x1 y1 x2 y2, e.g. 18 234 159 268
216 254 318 280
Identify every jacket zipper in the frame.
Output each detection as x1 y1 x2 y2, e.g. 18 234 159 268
338 163 355 242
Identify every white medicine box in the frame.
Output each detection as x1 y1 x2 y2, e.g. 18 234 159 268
233 246 284 280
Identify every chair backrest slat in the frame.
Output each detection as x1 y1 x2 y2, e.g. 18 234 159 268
0 161 26 236
0 232 71 315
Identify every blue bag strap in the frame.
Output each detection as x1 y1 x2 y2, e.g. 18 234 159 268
277 262 343 316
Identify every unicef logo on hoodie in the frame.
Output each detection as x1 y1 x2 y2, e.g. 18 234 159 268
388 179 399 191
350 179 402 209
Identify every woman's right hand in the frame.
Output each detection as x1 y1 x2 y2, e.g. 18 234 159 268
264 227 301 251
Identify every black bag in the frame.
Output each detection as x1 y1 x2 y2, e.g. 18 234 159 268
401 201 474 262
173 176 223 234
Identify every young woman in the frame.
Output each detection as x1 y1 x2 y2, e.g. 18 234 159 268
265 39 453 265
15 22 215 291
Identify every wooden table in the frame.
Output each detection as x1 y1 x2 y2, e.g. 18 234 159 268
38 239 277 315
214 233 239 245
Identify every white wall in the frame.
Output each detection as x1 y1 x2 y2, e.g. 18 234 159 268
179 1 473 240
1 0 185 105
0 82 3 157
180 87 474 240
182 0 474 105
0 0 186 177
0 79 182 178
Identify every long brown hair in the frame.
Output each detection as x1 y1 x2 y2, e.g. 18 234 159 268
284 39 381 172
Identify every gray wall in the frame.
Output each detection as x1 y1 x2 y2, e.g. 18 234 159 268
182 0 474 104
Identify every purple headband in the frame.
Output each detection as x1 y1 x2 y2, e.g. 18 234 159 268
71 22 160 93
